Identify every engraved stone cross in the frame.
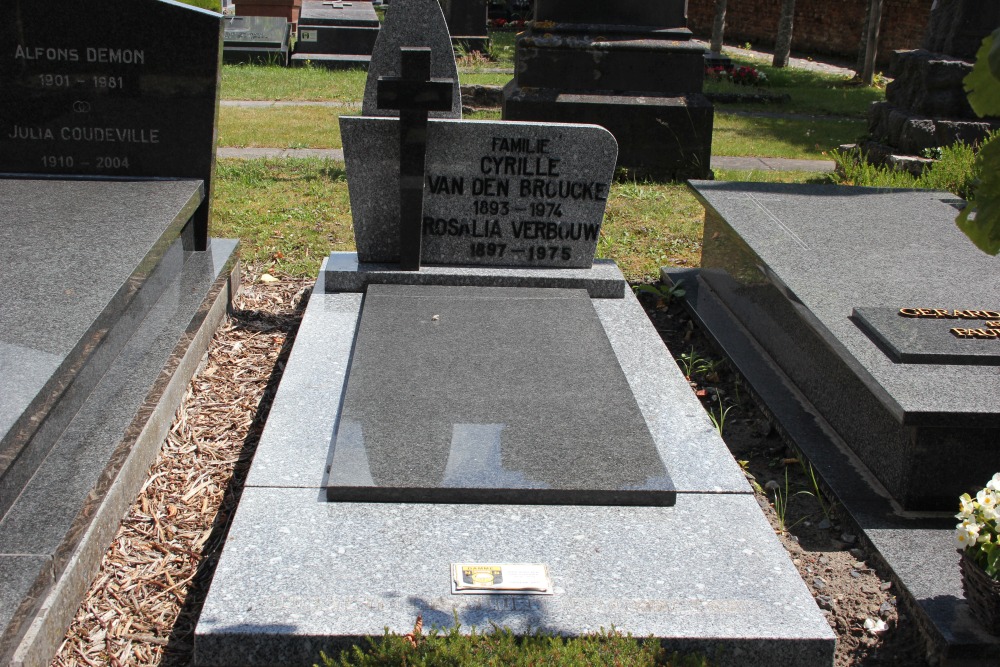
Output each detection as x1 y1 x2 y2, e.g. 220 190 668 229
375 47 455 270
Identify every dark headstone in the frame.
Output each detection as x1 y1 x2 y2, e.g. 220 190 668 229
864 0 1000 156
685 181 1000 511
223 16 291 65
440 0 489 51
291 0 381 67
533 0 687 28
503 0 713 180
325 285 674 505
0 0 222 250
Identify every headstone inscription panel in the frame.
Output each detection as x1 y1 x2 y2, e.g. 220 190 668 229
0 0 223 249
325 285 674 506
341 118 618 267
853 306 1000 365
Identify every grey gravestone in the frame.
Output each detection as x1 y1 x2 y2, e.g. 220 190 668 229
223 16 291 65
341 118 616 267
193 1 833 661
685 181 1000 511
361 0 461 117
326 285 674 505
503 0 713 180
342 0 618 268
0 0 222 250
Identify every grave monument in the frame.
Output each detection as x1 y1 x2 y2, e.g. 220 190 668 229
441 0 489 52
292 0 381 69
0 1 238 664
666 180 1000 661
193 1 833 664
223 15 292 66
502 0 713 180
865 0 1000 164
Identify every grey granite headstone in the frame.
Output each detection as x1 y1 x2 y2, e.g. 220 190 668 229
361 0 461 118
341 117 617 267
325 285 673 505
853 306 1000 365
223 16 291 65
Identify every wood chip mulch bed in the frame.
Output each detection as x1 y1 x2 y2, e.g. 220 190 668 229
52 271 312 667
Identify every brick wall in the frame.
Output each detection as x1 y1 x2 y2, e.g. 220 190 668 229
688 0 931 66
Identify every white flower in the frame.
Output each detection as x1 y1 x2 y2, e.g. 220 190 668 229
978 489 998 512
957 493 976 519
988 473 1000 492
956 520 981 550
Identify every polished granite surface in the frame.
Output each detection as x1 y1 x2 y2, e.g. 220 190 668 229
326 285 674 505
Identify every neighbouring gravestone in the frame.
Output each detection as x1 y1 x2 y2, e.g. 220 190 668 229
193 1 835 664
502 0 713 180
0 0 222 250
235 0 302 30
0 2 238 665
291 0 381 68
223 15 292 66
864 0 1000 161
676 181 1000 512
441 0 489 52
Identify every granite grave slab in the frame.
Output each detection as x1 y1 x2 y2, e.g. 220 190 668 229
0 0 223 249
223 16 291 65
326 285 673 505
685 181 1000 511
0 2 238 663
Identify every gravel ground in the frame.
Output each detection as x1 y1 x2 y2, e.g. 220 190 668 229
51 272 932 666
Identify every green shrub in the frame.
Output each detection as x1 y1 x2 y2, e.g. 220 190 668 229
834 134 995 201
319 623 709 667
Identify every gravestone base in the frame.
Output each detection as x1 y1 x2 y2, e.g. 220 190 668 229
193 254 835 667
0 181 239 667
503 85 713 180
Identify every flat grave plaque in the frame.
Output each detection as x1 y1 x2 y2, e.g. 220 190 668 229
223 15 289 49
853 306 1000 365
325 285 674 506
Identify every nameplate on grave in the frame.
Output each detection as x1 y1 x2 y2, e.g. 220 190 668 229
0 0 221 183
340 118 618 268
224 16 288 47
853 306 1000 365
324 285 673 506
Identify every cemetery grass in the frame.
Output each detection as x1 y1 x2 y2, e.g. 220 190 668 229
706 57 885 117
215 104 858 159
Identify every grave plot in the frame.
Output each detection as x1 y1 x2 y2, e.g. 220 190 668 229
0 2 239 665
223 15 292 66
193 1 835 665
667 181 1000 662
292 0 381 69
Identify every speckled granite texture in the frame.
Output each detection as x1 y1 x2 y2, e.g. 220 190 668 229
195 259 834 666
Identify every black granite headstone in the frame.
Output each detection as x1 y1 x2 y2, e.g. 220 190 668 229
533 0 687 28
0 0 222 250
441 0 489 51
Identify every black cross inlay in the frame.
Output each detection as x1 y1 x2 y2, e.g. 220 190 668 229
376 47 455 270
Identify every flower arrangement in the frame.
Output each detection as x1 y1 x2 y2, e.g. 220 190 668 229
704 64 767 87
956 474 1000 577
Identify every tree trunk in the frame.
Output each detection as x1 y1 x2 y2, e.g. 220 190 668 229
710 0 728 54
856 0 873 74
772 0 795 68
861 0 884 86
